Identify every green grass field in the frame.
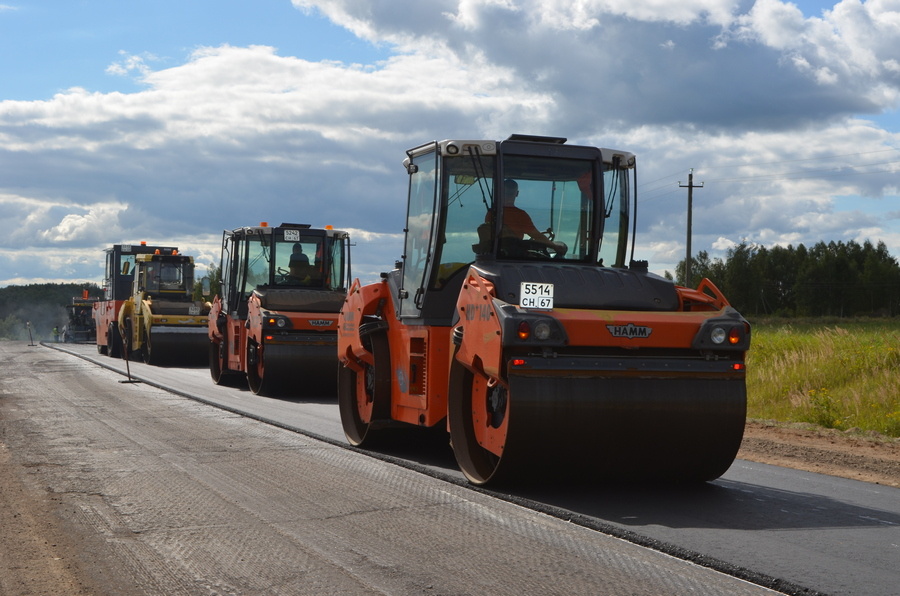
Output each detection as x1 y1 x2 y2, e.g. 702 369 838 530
746 318 900 437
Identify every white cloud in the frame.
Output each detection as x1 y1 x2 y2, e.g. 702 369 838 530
38 202 127 242
712 236 736 251
106 51 159 78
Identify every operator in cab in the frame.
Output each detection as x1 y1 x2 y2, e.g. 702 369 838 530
490 178 566 256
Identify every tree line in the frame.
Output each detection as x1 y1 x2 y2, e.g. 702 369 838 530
0 269 219 341
671 240 900 317
0 283 103 341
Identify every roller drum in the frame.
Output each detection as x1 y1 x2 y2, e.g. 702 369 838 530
248 341 338 396
143 327 209 366
451 365 746 486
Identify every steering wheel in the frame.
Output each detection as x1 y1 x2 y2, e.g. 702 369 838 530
275 266 292 284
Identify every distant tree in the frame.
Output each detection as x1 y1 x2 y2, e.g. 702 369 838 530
722 242 761 314
859 241 900 316
0 314 27 340
756 245 801 316
673 250 726 288
192 263 221 302
672 239 900 317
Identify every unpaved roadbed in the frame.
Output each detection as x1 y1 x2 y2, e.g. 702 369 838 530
739 419 900 488
3 342 791 596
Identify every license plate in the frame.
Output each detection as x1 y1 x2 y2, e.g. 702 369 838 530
283 229 301 242
189 305 201 315
520 282 553 310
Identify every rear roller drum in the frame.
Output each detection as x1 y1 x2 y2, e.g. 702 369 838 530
338 330 390 446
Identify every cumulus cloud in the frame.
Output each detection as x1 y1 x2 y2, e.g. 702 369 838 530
295 0 900 132
106 51 159 78
38 202 127 243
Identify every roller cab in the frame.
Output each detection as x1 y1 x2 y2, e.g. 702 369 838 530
338 135 750 485
209 223 351 396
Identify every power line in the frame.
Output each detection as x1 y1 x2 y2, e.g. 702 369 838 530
637 147 900 193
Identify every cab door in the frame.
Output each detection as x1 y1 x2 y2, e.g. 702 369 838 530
399 147 439 320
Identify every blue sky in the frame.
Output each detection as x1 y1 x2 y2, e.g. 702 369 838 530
0 1 389 100
1 0 898 288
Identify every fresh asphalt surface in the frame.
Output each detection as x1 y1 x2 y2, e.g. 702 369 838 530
50 342 900 595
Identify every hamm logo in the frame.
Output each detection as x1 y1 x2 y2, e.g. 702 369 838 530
607 323 652 339
309 319 334 327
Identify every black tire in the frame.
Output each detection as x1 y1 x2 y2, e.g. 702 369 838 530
209 339 242 386
107 322 122 358
338 330 391 446
124 319 136 360
141 328 154 365
246 340 267 395
448 357 506 485
209 339 225 382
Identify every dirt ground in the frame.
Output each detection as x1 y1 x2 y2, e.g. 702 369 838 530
739 419 900 488
1 418 898 595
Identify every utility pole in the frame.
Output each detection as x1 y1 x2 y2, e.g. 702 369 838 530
679 169 703 287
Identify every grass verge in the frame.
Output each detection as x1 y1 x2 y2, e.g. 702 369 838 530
746 318 900 437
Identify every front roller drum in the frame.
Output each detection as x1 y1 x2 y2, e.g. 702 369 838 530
449 366 746 486
247 341 339 397
142 328 208 366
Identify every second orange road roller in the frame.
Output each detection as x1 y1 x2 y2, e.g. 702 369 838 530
338 134 751 486
209 222 352 396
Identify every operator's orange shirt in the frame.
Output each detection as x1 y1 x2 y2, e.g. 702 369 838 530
486 205 539 240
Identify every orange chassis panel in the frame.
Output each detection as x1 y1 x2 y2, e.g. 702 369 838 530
339 279 451 428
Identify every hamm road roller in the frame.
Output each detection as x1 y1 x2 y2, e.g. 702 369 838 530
118 249 210 365
338 134 750 485
208 223 352 396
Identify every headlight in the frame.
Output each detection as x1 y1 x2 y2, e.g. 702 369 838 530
534 321 552 340
691 314 750 351
710 326 727 344
265 316 289 329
